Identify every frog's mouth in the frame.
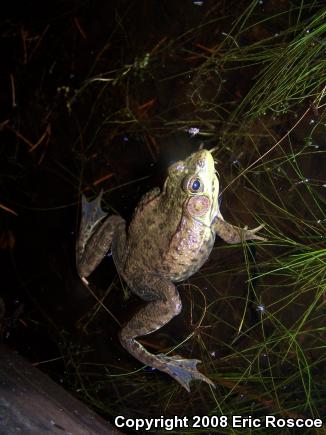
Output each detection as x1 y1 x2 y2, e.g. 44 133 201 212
186 195 211 217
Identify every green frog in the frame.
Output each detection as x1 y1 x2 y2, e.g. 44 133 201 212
76 149 265 391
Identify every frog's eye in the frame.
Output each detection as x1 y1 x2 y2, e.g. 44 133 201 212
183 175 203 193
191 178 201 191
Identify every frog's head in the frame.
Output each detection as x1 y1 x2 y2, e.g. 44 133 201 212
163 149 220 225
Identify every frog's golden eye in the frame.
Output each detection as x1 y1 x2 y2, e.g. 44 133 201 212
183 175 204 193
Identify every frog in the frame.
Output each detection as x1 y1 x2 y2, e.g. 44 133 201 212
76 148 265 391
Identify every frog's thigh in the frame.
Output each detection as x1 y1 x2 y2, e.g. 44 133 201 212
78 215 124 278
121 276 182 339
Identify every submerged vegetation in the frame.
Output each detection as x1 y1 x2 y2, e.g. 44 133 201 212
0 0 325 433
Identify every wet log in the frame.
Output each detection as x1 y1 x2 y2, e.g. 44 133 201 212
0 344 122 434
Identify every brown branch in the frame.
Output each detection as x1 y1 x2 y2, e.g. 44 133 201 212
9 74 16 108
74 17 87 39
0 203 18 216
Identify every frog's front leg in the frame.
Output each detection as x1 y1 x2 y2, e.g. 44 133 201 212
120 274 215 392
213 216 265 244
76 193 124 279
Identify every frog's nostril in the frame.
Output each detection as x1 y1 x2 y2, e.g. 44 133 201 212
197 158 205 168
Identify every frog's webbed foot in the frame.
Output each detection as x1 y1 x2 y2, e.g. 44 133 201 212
157 353 215 392
213 216 266 244
76 192 125 278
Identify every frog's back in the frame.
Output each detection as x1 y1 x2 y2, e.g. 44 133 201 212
163 216 216 281
123 149 219 283
124 190 216 282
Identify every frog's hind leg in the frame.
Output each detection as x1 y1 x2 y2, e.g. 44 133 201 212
76 193 124 279
120 275 214 391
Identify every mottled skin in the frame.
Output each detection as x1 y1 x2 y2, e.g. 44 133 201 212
76 149 265 391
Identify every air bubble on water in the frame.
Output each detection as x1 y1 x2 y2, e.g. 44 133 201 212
187 127 200 137
295 178 310 185
256 304 266 313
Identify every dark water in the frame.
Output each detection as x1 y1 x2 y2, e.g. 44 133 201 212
0 1 325 432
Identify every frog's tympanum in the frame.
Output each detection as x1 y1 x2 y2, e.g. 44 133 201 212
76 149 265 391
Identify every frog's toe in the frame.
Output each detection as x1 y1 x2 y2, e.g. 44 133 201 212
244 224 266 242
157 354 215 392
